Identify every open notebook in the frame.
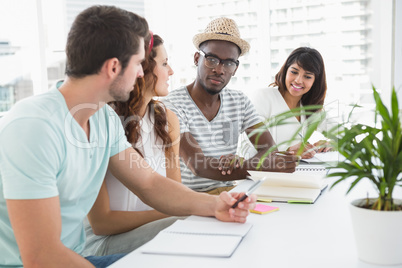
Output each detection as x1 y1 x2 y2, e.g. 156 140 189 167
140 218 253 257
247 168 328 203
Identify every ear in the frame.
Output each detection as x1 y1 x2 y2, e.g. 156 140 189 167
194 51 200 66
103 58 122 79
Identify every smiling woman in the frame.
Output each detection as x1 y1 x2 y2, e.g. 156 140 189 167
284 63 316 107
238 47 328 158
273 47 327 113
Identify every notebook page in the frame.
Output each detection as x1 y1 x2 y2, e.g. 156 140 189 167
301 151 345 164
254 185 322 202
247 171 323 189
165 219 252 237
141 232 242 257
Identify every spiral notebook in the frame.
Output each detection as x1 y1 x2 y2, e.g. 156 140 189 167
296 164 327 173
140 218 253 257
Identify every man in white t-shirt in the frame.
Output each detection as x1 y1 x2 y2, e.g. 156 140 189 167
163 18 299 194
0 7 256 267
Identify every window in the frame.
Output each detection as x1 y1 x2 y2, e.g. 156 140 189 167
0 0 399 121
0 0 41 113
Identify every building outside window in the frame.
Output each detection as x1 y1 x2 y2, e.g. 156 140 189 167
0 0 400 121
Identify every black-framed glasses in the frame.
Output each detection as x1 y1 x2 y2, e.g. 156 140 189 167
198 50 239 73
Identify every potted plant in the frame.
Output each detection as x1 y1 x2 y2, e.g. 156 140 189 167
323 86 402 265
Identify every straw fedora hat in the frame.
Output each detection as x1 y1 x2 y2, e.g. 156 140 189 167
193 17 250 56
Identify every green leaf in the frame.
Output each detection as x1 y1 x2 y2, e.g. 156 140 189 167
391 87 400 129
346 175 366 194
372 85 393 130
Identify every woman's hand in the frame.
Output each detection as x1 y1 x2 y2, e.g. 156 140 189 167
287 142 317 159
313 140 333 153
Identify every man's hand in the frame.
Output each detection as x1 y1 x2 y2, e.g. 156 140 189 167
214 192 257 223
258 152 299 172
218 154 244 175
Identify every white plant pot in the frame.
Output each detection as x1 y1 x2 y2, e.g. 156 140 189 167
349 198 402 265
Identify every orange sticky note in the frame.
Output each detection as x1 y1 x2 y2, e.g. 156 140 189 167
250 204 279 215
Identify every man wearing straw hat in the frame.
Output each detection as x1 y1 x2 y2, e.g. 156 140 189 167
163 18 299 194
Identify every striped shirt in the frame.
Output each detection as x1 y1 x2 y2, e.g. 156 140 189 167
162 86 261 192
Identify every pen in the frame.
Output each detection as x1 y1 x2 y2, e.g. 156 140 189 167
275 151 301 162
298 132 312 146
231 177 267 208
298 132 303 139
275 151 289 156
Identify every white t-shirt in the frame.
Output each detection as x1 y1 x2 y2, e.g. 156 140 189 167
239 86 334 158
105 107 167 211
238 87 305 157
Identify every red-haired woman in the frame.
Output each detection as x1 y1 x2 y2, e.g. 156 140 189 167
84 34 181 256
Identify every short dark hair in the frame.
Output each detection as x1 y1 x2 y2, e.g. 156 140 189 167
271 47 327 114
65 5 149 78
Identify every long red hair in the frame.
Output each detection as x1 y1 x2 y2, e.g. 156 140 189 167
110 34 172 155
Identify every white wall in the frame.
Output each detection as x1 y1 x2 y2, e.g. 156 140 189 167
370 0 393 107
394 0 402 103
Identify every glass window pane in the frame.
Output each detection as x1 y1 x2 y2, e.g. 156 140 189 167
0 0 39 114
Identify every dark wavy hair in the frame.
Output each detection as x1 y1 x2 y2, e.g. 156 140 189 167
110 34 172 155
270 47 327 116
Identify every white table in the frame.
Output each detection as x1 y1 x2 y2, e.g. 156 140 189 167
110 178 402 268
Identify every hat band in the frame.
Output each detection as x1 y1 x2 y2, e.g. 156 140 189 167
215 32 232 36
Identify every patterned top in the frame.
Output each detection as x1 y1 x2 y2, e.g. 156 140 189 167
162 86 261 192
